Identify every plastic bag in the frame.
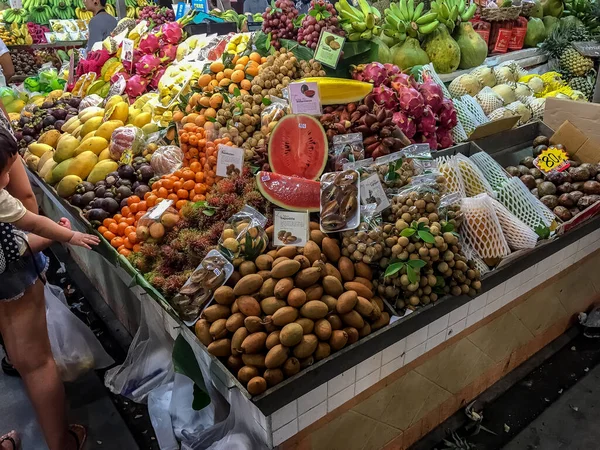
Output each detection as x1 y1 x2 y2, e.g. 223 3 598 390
151 145 185 177
438 192 464 230
218 205 268 261
261 97 289 131
104 300 175 403
148 382 179 450
341 203 384 264
78 94 103 111
46 284 114 382
367 144 435 190
136 200 180 243
182 388 268 450
320 170 361 232
384 173 447 224
330 132 364 172
109 126 145 163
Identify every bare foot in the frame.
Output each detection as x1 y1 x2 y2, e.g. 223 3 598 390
0 431 20 450
67 425 86 450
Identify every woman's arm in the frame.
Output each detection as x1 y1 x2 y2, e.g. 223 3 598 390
0 53 14 83
14 212 99 249
7 157 38 213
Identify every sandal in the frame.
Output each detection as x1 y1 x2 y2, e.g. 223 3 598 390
0 431 21 450
1 358 20 378
68 424 86 450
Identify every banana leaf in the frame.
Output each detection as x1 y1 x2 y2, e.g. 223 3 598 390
323 40 379 78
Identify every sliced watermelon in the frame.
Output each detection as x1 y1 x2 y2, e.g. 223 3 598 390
256 171 320 212
268 114 328 180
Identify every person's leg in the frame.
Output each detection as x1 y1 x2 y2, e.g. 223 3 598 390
0 280 75 450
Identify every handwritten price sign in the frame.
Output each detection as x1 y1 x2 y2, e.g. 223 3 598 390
534 147 570 173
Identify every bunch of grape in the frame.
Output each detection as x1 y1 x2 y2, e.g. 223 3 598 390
297 0 344 49
261 0 298 50
138 6 175 27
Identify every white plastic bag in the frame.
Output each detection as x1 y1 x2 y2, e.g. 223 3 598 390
104 299 175 403
182 388 268 450
45 284 114 382
148 382 179 450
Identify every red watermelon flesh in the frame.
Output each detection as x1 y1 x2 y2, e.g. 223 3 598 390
256 171 320 212
268 114 328 180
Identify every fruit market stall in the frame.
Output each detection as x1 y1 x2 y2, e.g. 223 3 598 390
12 3 600 448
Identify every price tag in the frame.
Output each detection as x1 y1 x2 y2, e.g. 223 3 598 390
121 38 134 63
534 147 570 173
273 209 309 247
314 30 345 69
360 174 390 214
289 81 321 115
216 144 244 177
175 2 188 20
573 41 600 58
9 0 22 8
191 0 207 12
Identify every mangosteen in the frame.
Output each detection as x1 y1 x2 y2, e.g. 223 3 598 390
137 165 154 182
529 168 543 179
520 156 535 168
542 170 563 185
132 181 141 190
557 182 574 194
71 193 82 207
54 120 65 131
86 208 110 223
22 135 34 144
104 191 115 199
535 178 544 186
22 124 35 136
120 198 128 208
569 166 591 182
558 193 575 208
104 198 120 214
41 100 54 109
533 145 548 157
533 136 549 147
538 181 557 196
518 165 530 176
105 175 118 187
94 186 107 198
90 198 103 209
19 116 30 127
554 144 566 151
505 166 520 176
572 181 585 191
553 206 572 221
583 180 600 194
64 114 75 123
116 178 132 188
80 191 96 207
135 185 151 198
67 97 81 108
42 116 56 128
580 163 598 178
520 174 537 190
568 160 581 168
540 195 559 209
118 164 135 179
116 185 133 199
571 191 584 203
33 121 43 133
13 131 23 141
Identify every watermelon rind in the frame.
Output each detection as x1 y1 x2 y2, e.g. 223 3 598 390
256 171 320 212
267 114 328 181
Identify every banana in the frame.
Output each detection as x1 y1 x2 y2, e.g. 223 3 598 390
440 2 450 19
360 29 372 39
418 19 439 34
412 1 424 20
365 12 374 28
450 5 458 21
399 0 409 20
348 31 362 41
351 21 367 31
357 0 372 18
416 12 438 24
461 2 477 20
407 0 414 20
458 0 466 14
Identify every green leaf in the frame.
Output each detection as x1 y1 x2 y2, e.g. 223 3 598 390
250 165 260 174
418 230 435 243
401 227 416 237
279 38 315 61
202 209 215 216
205 116 216 122
172 335 211 411
233 87 241 97
417 221 426 230
384 261 404 278
309 9 319 17
266 32 272 51
341 40 374 59
407 259 427 269
435 275 445 287
442 222 455 233
406 265 418 284
262 97 272 106
534 224 550 239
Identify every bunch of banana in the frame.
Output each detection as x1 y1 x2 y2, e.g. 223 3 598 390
136 0 151 6
335 0 381 41
75 7 94 20
430 0 476 33
125 6 140 18
3 8 30 25
384 0 439 41
125 0 138 8
50 0 76 20
105 4 116 16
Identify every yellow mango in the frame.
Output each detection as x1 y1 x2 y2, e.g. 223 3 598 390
28 143 54 158
54 135 80 162
56 175 82 198
74 137 109 156
66 151 98 180
133 112 151 128
37 129 61 149
80 116 104 137
105 101 129 123
87 159 118 184
95 120 124 141
98 149 111 161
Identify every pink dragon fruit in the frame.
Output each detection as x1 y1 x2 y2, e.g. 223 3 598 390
158 22 183 45
417 132 438 150
438 98 458 128
398 85 425 118
371 85 398 110
390 73 418 93
126 75 150 98
392 111 417 138
383 63 402 78
150 67 166 90
436 128 454 149
352 62 388 87
158 44 177 63
135 54 161 76
417 105 436 135
139 34 160 54
418 74 444 113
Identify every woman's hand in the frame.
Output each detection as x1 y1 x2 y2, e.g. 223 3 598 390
58 218 71 229
68 232 100 249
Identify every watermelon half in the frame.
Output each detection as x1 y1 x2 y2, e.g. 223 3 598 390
256 171 320 212
268 114 328 180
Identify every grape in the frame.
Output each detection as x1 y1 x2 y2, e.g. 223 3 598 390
261 0 299 49
296 0 345 50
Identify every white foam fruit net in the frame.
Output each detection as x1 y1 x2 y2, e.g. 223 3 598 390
496 177 554 230
452 119 469 144
437 155 466 197
456 153 496 197
469 151 510 191
490 197 539 250
461 242 491 277
460 194 511 259
418 63 452 99
533 196 558 226
475 87 505 116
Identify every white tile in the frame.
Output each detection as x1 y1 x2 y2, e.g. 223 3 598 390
536 256 553 275
404 342 427 365
484 298 501 317
425 330 446 352
297 384 327 416
534 271 549 286
564 242 578 258
355 368 381 395
406 326 428 350
298 401 327 431
503 287 519 305
356 352 382 380
327 367 355 397
427 314 449 338
449 304 469 326
254 422 272 448
550 249 564 269
447 318 466 339
382 339 406 366
272 400 297 431
466 308 485 329
521 265 537 283
504 272 521 293
468 292 488 314
380 354 405 379
559 255 576 272
327 384 355 413
272 418 298 446
248 400 270 432
486 282 506 304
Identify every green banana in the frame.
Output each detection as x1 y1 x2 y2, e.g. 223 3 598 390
450 5 458 21
399 0 409 20
407 0 414 20
357 0 372 18
461 3 477 20
348 31 362 41
360 29 373 39
351 21 367 31
418 19 439 34
365 12 375 28
416 12 438 24
412 1 424 20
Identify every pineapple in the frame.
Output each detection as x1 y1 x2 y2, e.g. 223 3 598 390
541 22 594 79
569 74 595 100
559 47 594 77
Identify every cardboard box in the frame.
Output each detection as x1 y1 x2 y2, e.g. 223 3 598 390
548 120 600 163
544 97 600 149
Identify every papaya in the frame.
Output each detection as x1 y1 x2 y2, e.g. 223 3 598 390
54 135 80 162
391 37 430 70
74 137 109 157
423 24 461 74
524 18 546 48
57 175 82 198
87 160 118 184
66 151 98 180
454 22 488 70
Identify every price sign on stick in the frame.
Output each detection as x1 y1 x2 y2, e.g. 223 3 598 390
534 147 570 173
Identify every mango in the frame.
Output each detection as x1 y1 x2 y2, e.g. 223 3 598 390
78 106 104 123
55 135 80 162
105 95 125 112
5 99 25 113
47 89 64 100
105 101 128 123
142 122 159 135
132 112 151 128
25 154 40 171
72 124 83 138
127 107 141 124
81 131 96 143
37 129 61 149
49 158 73 184
66 151 98 179
39 159 57 180
98 149 111 161
80 116 104 137
74 136 108 157
57 175 82 198
87 159 118 184
65 119 82 134
37 150 55 173
95 120 123 141
28 142 54 158
61 116 79 133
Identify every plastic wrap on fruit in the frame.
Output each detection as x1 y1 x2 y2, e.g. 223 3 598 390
136 199 180 243
218 205 268 262
151 145 185 177
109 126 145 163
78 94 103 111
261 97 290 129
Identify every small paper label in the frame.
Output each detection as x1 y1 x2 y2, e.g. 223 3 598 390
273 209 309 247
9 0 22 9
343 157 373 171
216 144 244 177
360 174 390 214
289 82 321 115
175 2 188 20
191 0 207 11
121 38 134 63
534 147 570 173
314 30 345 69
148 199 173 220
